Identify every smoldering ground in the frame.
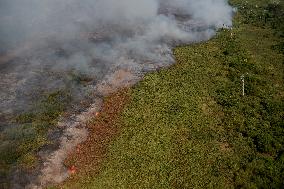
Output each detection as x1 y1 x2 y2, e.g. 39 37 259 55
0 0 233 188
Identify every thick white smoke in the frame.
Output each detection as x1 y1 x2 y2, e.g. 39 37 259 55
0 0 234 112
0 0 233 51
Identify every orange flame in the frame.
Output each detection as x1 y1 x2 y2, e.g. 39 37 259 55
69 165 76 174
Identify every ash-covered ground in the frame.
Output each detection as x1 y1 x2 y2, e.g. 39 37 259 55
0 0 233 188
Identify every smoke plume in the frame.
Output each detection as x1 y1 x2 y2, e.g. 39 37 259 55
0 0 233 111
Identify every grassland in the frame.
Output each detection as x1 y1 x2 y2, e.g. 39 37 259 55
0 90 71 188
60 0 283 188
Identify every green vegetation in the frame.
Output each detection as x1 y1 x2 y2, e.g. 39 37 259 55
65 0 283 188
67 70 94 86
0 90 71 188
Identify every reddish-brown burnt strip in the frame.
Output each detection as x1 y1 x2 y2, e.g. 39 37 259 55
61 88 130 187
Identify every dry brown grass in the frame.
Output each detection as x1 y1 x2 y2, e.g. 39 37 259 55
60 88 131 188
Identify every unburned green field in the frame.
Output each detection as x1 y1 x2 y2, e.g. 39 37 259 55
62 0 284 188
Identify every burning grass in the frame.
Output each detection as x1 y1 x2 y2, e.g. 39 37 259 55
59 89 131 188
59 0 283 188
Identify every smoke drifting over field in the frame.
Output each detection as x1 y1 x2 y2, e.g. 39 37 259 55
0 0 233 188
0 0 233 112
0 0 233 53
